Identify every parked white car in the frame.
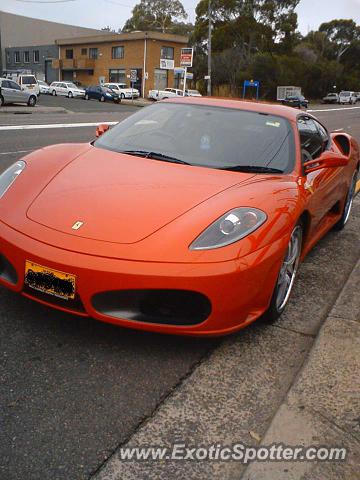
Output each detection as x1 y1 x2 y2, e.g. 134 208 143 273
186 89 202 97
148 88 185 101
0 77 37 106
38 80 50 95
103 82 140 99
50 81 85 98
339 91 357 105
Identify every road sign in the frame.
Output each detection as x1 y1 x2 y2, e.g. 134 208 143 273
160 59 175 70
174 67 185 74
186 72 194 80
180 48 193 67
130 69 137 82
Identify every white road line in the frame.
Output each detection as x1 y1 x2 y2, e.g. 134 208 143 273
308 106 360 113
0 121 118 132
0 149 34 155
333 128 344 132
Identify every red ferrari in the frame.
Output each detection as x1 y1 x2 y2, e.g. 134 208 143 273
0 98 358 336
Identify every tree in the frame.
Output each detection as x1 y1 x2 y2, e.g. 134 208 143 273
123 0 187 33
319 19 360 61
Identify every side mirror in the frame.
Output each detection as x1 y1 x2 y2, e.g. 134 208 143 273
304 150 349 174
96 124 110 138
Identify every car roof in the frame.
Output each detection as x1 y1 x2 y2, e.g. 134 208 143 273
164 97 304 122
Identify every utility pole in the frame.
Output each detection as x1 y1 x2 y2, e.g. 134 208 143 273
207 0 212 96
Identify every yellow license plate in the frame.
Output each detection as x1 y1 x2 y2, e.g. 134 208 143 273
25 261 76 300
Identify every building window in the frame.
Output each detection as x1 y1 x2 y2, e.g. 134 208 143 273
112 46 124 59
14 51 20 63
6 51 11 65
81 48 87 56
24 51 30 63
109 69 126 83
65 49 73 59
33 50 40 63
160 46 174 59
89 48 98 59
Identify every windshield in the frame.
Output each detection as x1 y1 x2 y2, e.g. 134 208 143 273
66 83 78 89
341 92 350 97
94 103 295 173
22 76 37 85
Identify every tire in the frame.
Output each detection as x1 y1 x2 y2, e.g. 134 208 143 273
0 95 4 107
100 96 105 102
334 170 358 230
265 223 303 322
85 93 89 100
28 95 37 107
52 90 57 96
120 93 125 100
68 91 73 98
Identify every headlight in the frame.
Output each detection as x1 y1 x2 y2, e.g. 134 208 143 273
0 161 26 199
189 208 267 250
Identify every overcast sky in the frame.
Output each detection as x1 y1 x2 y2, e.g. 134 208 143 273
1 0 360 35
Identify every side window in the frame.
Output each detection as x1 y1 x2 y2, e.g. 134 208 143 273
297 117 323 162
314 120 329 148
9 81 21 90
2 80 11 88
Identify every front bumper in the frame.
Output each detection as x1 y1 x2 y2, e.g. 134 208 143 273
0 221 287 336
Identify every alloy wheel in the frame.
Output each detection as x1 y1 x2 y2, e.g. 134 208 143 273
276 225 303 311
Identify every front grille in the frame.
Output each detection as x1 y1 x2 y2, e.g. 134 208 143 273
92 289 212 326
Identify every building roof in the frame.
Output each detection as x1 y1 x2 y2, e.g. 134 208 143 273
0 10 106 48
56 31 189 46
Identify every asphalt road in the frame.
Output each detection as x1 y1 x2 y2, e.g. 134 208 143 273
0 101 360 480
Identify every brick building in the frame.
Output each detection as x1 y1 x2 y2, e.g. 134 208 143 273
53 31 189 97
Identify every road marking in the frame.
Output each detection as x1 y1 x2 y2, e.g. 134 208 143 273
0 121 118 132
0 149 34 155
308 106 360 113
333 128 344 132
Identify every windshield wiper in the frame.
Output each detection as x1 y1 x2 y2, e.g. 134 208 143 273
120 150 191 166
220 165 284 174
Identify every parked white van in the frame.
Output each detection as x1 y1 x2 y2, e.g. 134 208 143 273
339 91 357 105
18 75 40 96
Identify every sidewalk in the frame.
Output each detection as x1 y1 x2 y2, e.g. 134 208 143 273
242 259 360 480
91 199 360 480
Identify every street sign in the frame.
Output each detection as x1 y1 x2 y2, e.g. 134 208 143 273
186 72 194 80
180 48 193 67
130 69 137 82
174 67 185 74
204 75 210 80
160 59 175 70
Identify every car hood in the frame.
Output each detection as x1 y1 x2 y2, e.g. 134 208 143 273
26 146 255 245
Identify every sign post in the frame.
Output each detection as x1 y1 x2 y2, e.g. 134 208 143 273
243 79 260 100
130 69 137 102
180 48 193 97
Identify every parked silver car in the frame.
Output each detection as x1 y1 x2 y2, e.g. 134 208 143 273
0 78 37 106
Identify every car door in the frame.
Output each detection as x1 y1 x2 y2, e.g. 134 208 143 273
298 116 344 232
59 83 67 96
1 80 15 103
8 80 27 103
